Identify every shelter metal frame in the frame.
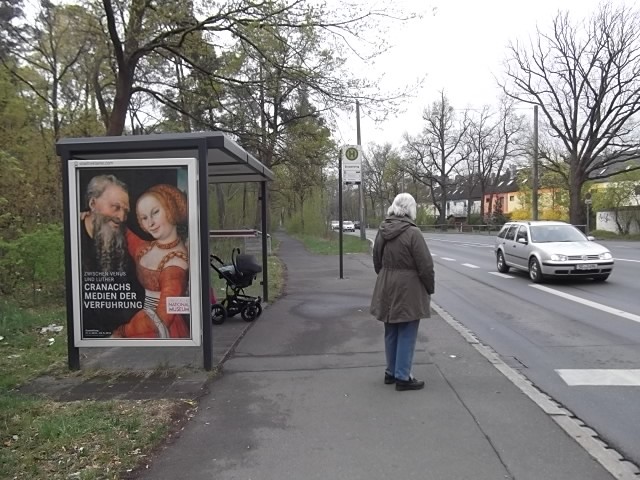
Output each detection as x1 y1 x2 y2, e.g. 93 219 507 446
57 132 274 371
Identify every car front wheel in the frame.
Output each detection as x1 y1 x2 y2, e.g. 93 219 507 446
496 251 510 273
529 257 545 283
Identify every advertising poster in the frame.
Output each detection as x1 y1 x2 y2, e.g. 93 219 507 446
68 158 201 347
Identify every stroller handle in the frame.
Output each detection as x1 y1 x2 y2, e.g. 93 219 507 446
231 247 241 271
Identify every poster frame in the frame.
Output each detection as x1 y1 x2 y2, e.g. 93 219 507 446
68 157 202 347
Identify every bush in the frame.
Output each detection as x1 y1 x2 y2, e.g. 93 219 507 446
509 208 531 221
416 208 437 226
540 208 568 221
466 214 484 225
0 224 64 305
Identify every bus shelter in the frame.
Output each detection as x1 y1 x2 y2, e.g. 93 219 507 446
56 132 274 370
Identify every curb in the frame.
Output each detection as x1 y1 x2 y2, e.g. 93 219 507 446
432 302 640 480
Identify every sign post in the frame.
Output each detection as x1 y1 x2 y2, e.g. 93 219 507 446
338 145 362 279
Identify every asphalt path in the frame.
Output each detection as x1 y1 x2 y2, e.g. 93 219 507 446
361 228 640 468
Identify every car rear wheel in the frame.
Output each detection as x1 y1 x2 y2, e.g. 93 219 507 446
496 251 510 273
528 257 545 283
592 274 610 282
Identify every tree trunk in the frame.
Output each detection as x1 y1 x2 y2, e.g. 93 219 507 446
107 67 134 135
569 158 585 226
216 184 225 229
439 176 447 225
242 184 247 226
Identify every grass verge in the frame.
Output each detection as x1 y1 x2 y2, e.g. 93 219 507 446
589 229 640 241
0 253 285 480
0 303 187 480
0 396 182 480
293 232 371 255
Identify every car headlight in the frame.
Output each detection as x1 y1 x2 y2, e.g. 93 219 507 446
599 252 613 260
550 254 568 261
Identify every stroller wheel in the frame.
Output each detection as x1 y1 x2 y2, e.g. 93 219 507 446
241 302 262 322
211 304 227 325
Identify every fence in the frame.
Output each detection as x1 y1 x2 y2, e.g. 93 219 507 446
417 224 503 235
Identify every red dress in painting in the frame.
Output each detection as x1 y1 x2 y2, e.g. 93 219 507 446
113 231 189 338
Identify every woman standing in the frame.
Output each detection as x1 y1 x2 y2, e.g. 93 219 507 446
370 193 435 391
113 184 190 338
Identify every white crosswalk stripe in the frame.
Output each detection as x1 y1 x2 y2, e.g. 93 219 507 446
462 263 480 268
556 369 640 386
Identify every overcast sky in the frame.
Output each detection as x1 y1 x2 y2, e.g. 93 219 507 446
334 0 630 149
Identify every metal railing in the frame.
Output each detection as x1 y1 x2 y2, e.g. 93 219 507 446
416 224 503 235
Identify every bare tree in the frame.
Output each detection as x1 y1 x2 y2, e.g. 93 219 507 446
501 3 640 225
403 91 469 224
363 143 403 220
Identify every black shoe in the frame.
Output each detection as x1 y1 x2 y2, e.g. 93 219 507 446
395 377 425 391
384 373 395 385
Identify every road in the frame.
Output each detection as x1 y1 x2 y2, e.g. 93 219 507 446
360 228 640 468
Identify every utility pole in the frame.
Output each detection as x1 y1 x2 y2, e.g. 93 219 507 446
338 148 344 279
357 100 366 241
532 105 539 221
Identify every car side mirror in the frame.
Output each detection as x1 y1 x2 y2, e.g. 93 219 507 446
587 235 595 241
517 237 528 244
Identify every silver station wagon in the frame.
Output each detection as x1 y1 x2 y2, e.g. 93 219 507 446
494 221 615 282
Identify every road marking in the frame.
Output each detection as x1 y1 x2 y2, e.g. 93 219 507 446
433 302 640 479
462 263 480 268
616 258 640 263
425 238 494 248
441 257 456 261
556 369 640 386
530 285 640 324
488 272 514 278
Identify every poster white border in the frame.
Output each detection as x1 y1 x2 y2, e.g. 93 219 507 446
68 158 202 347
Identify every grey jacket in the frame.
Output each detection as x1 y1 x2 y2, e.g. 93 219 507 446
370 215 435 323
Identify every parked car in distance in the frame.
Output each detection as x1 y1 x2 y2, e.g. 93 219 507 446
331 220 339 231
342 221 355 232
494 220 614 283
354 220 361 230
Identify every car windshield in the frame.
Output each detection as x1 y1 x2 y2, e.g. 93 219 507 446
530 225 587 243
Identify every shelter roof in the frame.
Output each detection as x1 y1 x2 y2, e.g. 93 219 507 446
56 132 274 183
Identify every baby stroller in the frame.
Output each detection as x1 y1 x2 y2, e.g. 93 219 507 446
210 248 263 325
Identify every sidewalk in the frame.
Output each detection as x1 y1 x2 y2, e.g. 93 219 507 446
132 233 632 480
